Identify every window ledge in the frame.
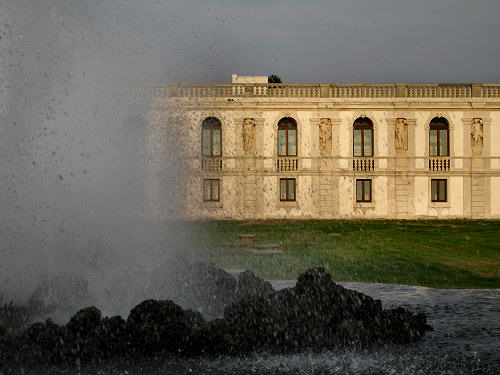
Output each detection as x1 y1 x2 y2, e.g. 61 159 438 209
429 202 450 209
354 201 375 209
278 201 298 208
203 201 223 209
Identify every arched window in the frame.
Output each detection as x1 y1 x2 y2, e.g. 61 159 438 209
429 117 449 157
277 117 297 156
202 117 222 156
353 117 373 157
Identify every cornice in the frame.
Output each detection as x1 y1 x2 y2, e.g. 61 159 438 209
153 98 500 112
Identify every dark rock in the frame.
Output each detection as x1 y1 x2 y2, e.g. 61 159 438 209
0 265 433 367
0 299 33 335
148 261 238 320
66 306 102 336
21 318 69 365
93 315 130 360
181 262 238 319
150 263 273 320
127 299 206 355
219 267 431 353
237 270 274 298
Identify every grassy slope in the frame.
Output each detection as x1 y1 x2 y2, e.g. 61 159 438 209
190 220 500 289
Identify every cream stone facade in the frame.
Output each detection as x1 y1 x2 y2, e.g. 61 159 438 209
136 77 500 220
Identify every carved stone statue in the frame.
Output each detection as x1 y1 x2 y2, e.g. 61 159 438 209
242 118 256 153
471 118 483 154
395 118 408 151
319 118 332 153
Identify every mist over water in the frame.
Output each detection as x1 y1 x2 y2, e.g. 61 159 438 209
0 0 210 317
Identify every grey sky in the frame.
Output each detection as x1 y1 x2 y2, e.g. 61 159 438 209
95 0 500 83
4 0 498 84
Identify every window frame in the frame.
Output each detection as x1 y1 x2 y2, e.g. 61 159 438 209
429 117 449 157
279 178 296 202
431 179 447 202
355 179 372 203
353 117 374 157
203 179 220 202
277 117 298 157
202 117 222 157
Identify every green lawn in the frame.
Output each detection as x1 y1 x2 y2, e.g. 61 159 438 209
188 220 500 289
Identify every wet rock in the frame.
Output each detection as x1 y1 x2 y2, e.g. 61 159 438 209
66 306 102 336
148 261 237 320
237 270 274 298
0 265 433 368
93 315 130 360
149 262 273 320
0 299 33 335
219 267 432 353
20 318 69 365
180 262 238 319
127 299 206 355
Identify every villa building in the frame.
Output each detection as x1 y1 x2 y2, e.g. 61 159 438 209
138 75 500 220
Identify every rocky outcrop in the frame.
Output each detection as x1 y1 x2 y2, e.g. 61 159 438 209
0 266 432 368
148 262 274 320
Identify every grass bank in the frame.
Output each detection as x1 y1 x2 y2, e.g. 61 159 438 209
189 220 500 289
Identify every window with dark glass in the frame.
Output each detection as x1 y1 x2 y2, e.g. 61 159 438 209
280 178 296 201
356 179 372 202
203 179 220 202
277 117 297 156
353 117 373 157
431 179 447 202
429 117 449 157
202 117 222 156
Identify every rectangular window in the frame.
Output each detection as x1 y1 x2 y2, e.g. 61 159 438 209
203 179 220 202
431 179 447 202
280 178 296 201
202 128 222 156
278 129 297 156
278 129 287 156
212 129 221 156
202 129 211 156
356 179 372 202
353 128 373 157
429 128 449 157
353 129 362 156
363 129 373 156
429 129 438 156
439 129 448 156
288 129 297 156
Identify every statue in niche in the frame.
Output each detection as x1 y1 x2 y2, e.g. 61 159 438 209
242 118 256 153
319 118 332 153
471 118 483 154
395 118 408 152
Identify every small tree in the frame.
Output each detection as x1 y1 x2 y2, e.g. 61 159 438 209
268 74 282 83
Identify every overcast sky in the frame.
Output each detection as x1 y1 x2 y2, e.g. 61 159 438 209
4 0 499 84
